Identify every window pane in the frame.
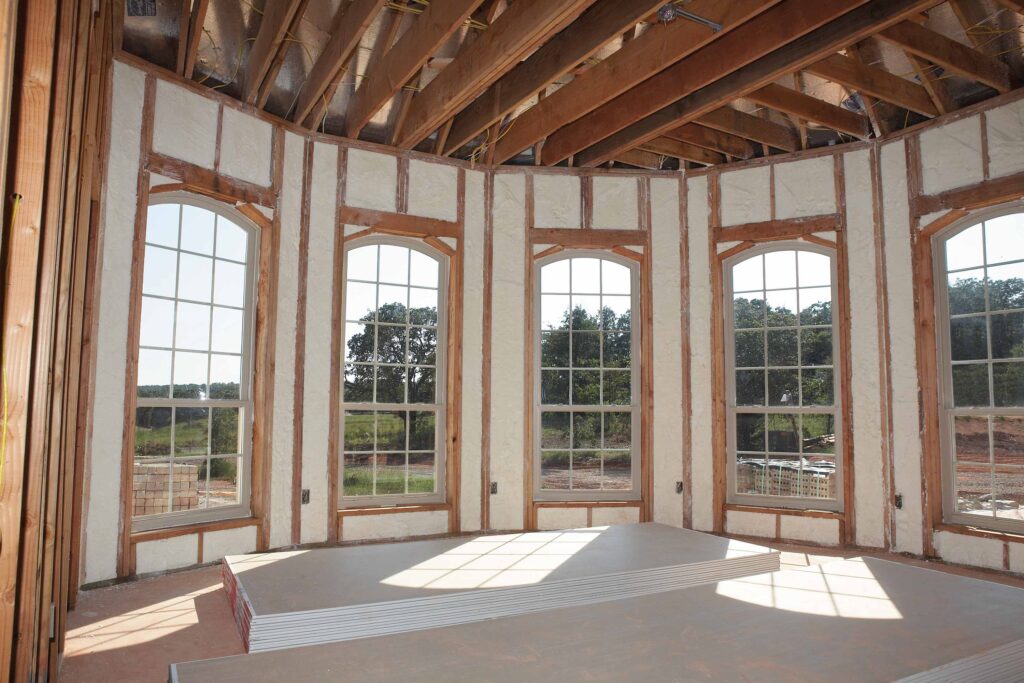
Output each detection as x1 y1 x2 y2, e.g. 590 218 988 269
408 326 437 366
541 451 570 490
211 306 244 354
991 312 1024 359
949 316 988 361
947 269 985 315
800 328 832 367
541 260 570 293
572 370 601 405
133 459 171 516
571 295 601 329
344 363 373 402
140 296 174 348
378 285 408 323
175 302 211 351
572 332 600 368
736 413 765 452
343 453 373 496
801 368 834 407
175 408 209 457
955 416 990 463
993 467 1024 521
993 362 1024 407
733 295 765 329
378 245 409 285
135 407 172 457
736 455 766 495
204 457 240 508
216 217 248 261
802 414 836 454
409 250 439 288
138 349 172 398
542 295 570 330
376 366 407 403
987 261 1024 311
984 214 1024 266
571 258 600 292
767 414 800 452
142 245 177 297
602 451 631 490
604 412 631 449
955 463 991 516
377 325 407 364
346 282 377 321
347 245 378 282
376 453 406 494
798 287 832 325
408 412 435 450
146 204 179 247
344 323 374 364
541 332 570 367
173 351 208 398
732 255 763 293
766 329 797 366
735 330 764 368
181 205 215 254
993 416 1024 466
408 453 435 493
541 370 569 404
570 451 600 490
209 355 240 399
601 370 630 405
764 251 796 289
601 296 631 330
178 253 213 302
952 363 989 407
541 412 570 449
213 260 246 308
797 251 831 287
408 366 435 404
767 369 798 407
946 223 984 272
602 261 631 295
801 456 836 499
377 411 406 451
409 288 438 326
572 413 600 449
344 411 375 452
766 289 797 327
735 370 765 406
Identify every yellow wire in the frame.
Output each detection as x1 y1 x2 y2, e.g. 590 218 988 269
0 194 21 493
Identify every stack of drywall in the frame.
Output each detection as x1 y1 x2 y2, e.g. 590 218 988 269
175 556 1024 682
223 523 779 652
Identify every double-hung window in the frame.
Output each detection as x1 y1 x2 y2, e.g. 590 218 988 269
341 240 447 504
132 197 257 531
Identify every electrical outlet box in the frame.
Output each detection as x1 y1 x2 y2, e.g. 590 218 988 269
490 482 498 495
301 489 310 504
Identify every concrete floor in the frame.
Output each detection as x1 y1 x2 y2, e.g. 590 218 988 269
59 540 1024 683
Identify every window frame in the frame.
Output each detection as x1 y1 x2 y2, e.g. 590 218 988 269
533 250 642 502
131 193 260 533
723 241 844 512
338 236 449 507
933 204 1024 535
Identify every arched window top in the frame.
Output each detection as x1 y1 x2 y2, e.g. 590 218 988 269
538 253 635 333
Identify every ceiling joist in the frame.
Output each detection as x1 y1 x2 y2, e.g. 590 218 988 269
665 123 755 160
639 137 726 166
243 0 307 103
747 83 871 138
696 106 800 153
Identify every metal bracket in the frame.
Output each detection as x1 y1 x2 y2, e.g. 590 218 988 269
660 4 722 32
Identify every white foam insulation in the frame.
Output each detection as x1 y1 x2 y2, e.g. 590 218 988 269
726 510 776 538
986 98 1024 180
919 116 984 195
407 159 458 221
773 155 836 219
719 165 770 226
219 107 274 187
536 507 588 531
779 515 840 545
343 510 449 541
345 147 397 212
591 176 638 230
533 173 582 228
135 534 199 576
152 79 218 169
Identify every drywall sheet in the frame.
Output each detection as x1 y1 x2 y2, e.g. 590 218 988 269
342 510 449 542
299 142 338 544
919 116 984 195
591 176 638 230
719 165 770 227
533 173 581 228
344 147 397 212
460 170 486 532
686 175 714 532
536 507 587 531
152 79 218 169
85 61 145 583
591 506 640 526
726 509 776 538
268 133 304 549
176 557 1024 683
407 159 458 221
880 140 923 555
136 534 198 576
986 98 1024 180
780 514 840 545
219 107 273 187
844 149 886 549
650 177 684 528
203 525 258 564
774 156 836 219
933 530 1005 571
489 173 526 531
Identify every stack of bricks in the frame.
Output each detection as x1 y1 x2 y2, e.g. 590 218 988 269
133 462 200 516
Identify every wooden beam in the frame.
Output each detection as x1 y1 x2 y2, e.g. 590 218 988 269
878 20 1012 93
395 0 597 149
907 53 955 115
696 106 799 152
948 0 998 53
575 0 940 167
490 0 779 164
805 52 938 117
747 83 871 138
255 0 310 108
665 123 755 159
442 0 665 155
530 228 647 247
344 0 483 137
995 0 1024 12
338 206 461 238
292 0 387 126
614 149 665 169
718 214 841 242
242 0 306 103
639 137 725 165
845 41 891 137
915 169 1024 215
180 0 210 79
540 0 868 166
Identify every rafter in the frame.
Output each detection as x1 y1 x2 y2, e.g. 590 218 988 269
574 0 940 167
490 0 779 164
804 52 938 117
243 0 307 103
178 0 210 79
907 53 956 115
639 137 726 166
540 0 870 166
292 0 387 126
878 20 1012 92
747 83 871 138
665 123 755 159
696 107 799 152
395 0 597 149
255 0 310 108
845 41 892 137
995 0 1024 12
614 149 665 170
441 0 665 155
344 0 484 138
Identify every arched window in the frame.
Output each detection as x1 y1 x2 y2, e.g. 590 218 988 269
725 245 842 510
935 210 1024 532
341 240 447 504
535 254 640 500
132 196 258 530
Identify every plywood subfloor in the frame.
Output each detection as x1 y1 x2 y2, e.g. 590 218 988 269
174 557 1024 683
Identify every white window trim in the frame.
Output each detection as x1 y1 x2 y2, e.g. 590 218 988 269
934 202 1024 535
132 192 259 532
723 241 844 512
339 236 449 507
533 250 642 502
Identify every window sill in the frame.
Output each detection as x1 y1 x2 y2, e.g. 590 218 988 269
533 500 642 508
130 515 259 544
337 503 451 517
725 503 843 519
935 522 1024 545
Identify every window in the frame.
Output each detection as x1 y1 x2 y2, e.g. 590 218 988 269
936 210 1024 533
535 254 639 500
725 246 842 510
341 241 446 504
132 197 257 531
